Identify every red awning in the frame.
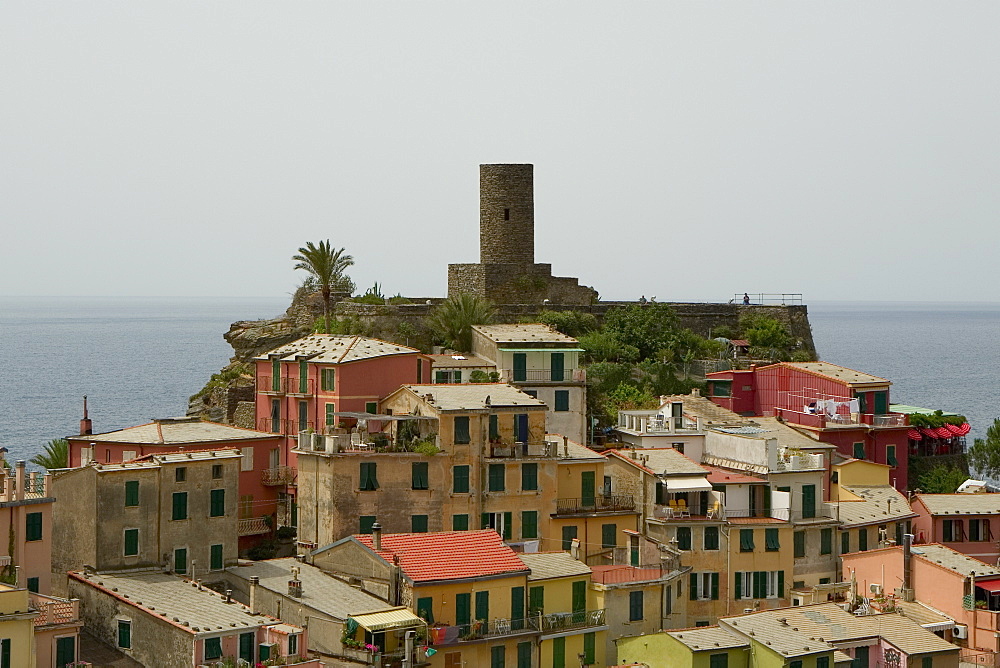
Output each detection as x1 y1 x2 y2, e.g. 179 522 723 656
977 579 1000 593
920 428 939 439
907 429 923 441
945 423 963 435
935 427 954 439
957 423 972 436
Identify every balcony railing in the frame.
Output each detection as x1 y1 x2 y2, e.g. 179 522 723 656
539 608 606 633
430 616 540 646
500 368 586 384
238 517 271 537
30 593 79 627
556 495 636 515
489 441 560 459
285 377 315 397
262 466 296 486
257 376 284 394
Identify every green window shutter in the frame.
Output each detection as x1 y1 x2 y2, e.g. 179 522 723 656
206 636 223 660
26 577 39 593
842 531 850 554
359 516 376 534
271 359 281 392
778 570 785 598
454 416 471 444
859 528 868 551
503 512 513 540
475 590 490 621
584 632 596 664
517 641 532 668
690 572 698 600
55 636 75 667
412 462 429 490
365 402 377 414
887 445 898 467
321 367 336 391
118 620 131 649
489 463 506 491
629 590 643 621
602 523 617 549
704 526 719 550
766 528 780 551
521 463 538 491
211 544 223 570
711 654 729 668
298 361 308 394
489 414 499 440
511 586 525 629
435 370 447 383
513 353 527 382
360 462 379 490
453 465 470 493
922 657 933 668
210 489 225 517
491 645 506 668
802 484 816 519
453 371 462 383
677 526 692 550
821 528 833 555
655 482 665 505
752 571 763 599
521 510 538 538
326 403 337 426
456 593 471 626
740 529 754 551
171 492 187 521
817 657 830 668
794 531 805 557
581 471 596 506
529 586 544 614
416 359 423 383
124 529 139 556
735 572 742 600
482 513 491 529
417 596 434 624
174 548 187 574
572 580 586 613
554 390 569 411
26 512 43 541
550 352 565 382
553 637 566 668
853 442 866 460
124 481 139 507
453 514 469 531
411 515 428 532
711 572 719 600
790 661 803 668
562 525 577 550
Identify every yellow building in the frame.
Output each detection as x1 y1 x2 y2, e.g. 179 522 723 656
0 583 39 668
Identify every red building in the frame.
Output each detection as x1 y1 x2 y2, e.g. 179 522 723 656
254 334 431 461
706 362 910 492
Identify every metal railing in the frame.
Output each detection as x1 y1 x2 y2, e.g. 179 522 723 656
733 293 803 305
500 368 586 384
488 441 560 459
262 466 296 486
539 608 606 633
238 517 271 537
257 376 284 394
285 377 315 397
430 616 539 645
556 495 636 514
591 565 673 585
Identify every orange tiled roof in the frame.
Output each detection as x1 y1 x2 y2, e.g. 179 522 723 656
356 530 529 583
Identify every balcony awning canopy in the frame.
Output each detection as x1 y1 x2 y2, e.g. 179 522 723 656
349 607 425 632
976 579 1000 594
661 476 713 493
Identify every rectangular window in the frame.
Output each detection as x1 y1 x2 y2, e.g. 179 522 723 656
210 544 223 570
790 661 802 668
210 489 225 517
886 445 898 467
124 528 139 556
704 526 720 550
454 416 471 444
554 389 569 411
26 577 39 593
488 463 505 492
677 526 692 550
802 484 816 519
629 590 644 621
794 531 805 558
858 527 868 551
205 636 222 660
456 592 471 626
365 402 377 414
412 462 429 490
298 400 308 431
970 519 991 542
124 481 139 507
821 528 833 555
817 657 830 668
853 442 866 460
288 634 299 656
491 645 505 668
842 531 850 555
765 528 780 551
321 368 336 391
453 514 469 531
689 572 719 601
360 516 376 534
553 637 565 668
922 658 933 668
171 492 188 520
453 465 470 493
360 462 379 490
512 353 527 382
944 519 965 542
175 467 187 482
241 446 254 471
602 523 617 549
710 654 729 668
412 515 429 533
417 596 434 623
174 548 187 574
212 464 223 479
550 352 565 382
740 528 754 552
476 590 490 621
118 620 131 649
735 571 783 600
325 403 337 427
416 360 423 383
584 632 596 664
521 463 538 491
562 525 578 550
529 585 544 614
270 399 281 433
517 641 531 668
521 511 538 539
489 414 499 441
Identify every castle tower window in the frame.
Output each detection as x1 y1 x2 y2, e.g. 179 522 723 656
504 208 510 220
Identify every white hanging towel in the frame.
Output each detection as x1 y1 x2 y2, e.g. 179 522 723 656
849 399 860 414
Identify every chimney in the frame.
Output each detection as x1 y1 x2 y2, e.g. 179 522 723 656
288 566 302 597
562 436 569 457
80 395 93 436
902 533 913 596
372 522 382 551
691 388 700 398
224 588 233 604
249 576 259 613
570 538 581 561
14 462 25 502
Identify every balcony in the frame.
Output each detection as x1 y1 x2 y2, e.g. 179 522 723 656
488 441 560 459
539 608 606 634
556 495 636 515
617 410 702 435
774 407 907 430
429 616 540 646
591 565 674 585
30 593 79 627
262 466 297 486
257 375 284 394
238 517 271 537
285 377 315 397
500 368 586 384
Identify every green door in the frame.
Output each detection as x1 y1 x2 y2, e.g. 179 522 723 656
239 632 255 663
475 590 490 622
874 391 888 415
515 414 529 443
56 636 76 667
299 360 308 394
511 586 525 629
550 352 565 381
581 471 596 508
802 484 816 519
513 353 527 382
174 548 187 574
456 592 471 627
529 585 544 615
572 579 586 623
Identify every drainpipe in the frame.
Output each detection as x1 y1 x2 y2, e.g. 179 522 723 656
902 533 912 593
971 570 976 650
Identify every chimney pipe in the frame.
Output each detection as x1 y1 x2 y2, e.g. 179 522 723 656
372 522 382 551
80 395 93 436
249 576 259 613
903 533 913 592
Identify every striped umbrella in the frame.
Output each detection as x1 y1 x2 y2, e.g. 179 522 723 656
907 429 923 441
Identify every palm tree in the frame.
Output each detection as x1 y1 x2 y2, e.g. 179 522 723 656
427 294 495 353
293 241 354 334
30 438 68 470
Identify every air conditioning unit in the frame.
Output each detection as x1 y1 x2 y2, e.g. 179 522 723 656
954 625 969 639
869 583 883 595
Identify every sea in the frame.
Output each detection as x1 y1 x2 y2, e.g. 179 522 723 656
2 297 998 469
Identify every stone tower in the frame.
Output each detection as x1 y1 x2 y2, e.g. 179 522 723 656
479 164 535 265
448 163 596 305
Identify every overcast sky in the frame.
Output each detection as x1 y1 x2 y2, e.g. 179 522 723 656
3 3 998 302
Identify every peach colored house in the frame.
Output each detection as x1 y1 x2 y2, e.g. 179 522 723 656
843 543 1000 652
31 590 83 668
911 494 1000 564
0 461 54 596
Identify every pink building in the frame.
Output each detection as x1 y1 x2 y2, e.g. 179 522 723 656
707 362 911 492
0 461 54 595
911 494 1000 564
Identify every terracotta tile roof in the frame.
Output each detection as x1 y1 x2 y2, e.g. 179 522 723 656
703 466 766 485
914 493 1000 516
355 530 529 583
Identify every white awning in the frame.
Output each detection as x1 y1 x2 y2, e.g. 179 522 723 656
662 476 713 493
